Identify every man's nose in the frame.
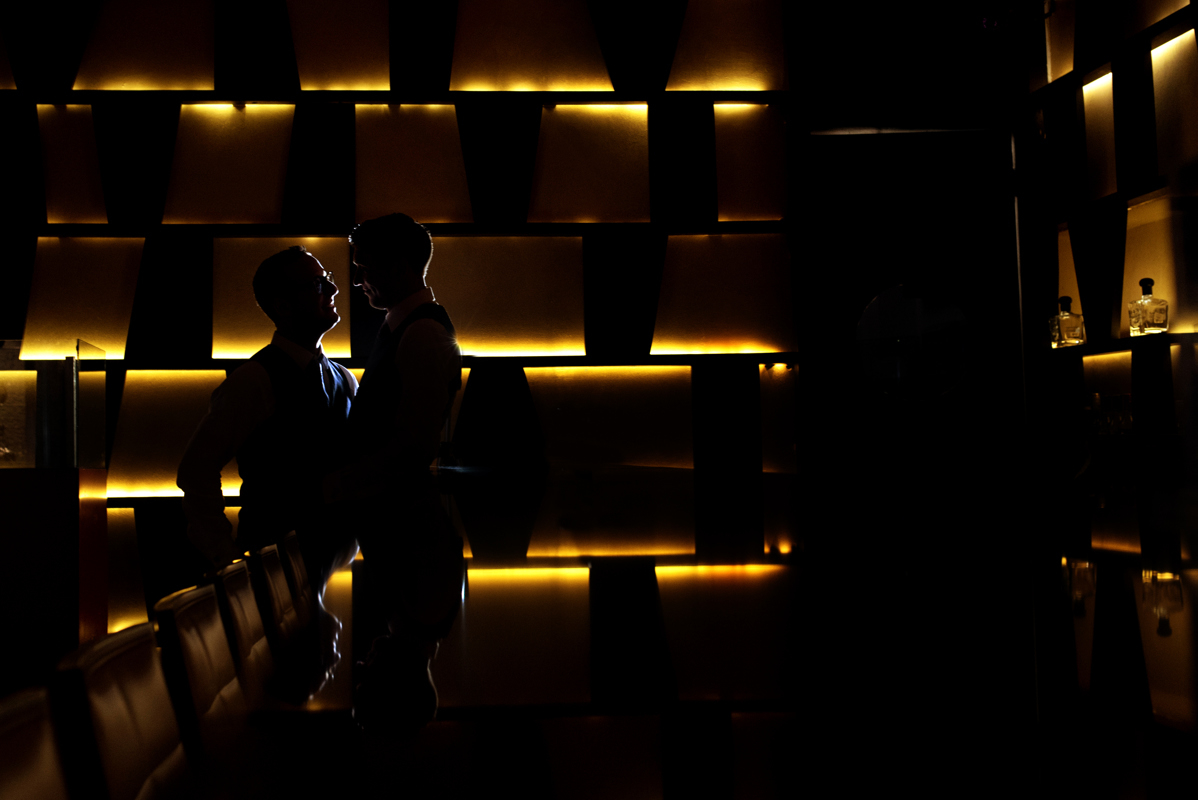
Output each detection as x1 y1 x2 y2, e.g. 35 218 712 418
351 265 364 286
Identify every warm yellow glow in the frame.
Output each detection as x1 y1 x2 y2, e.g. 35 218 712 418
449 0 613 91
108 370 241 498
1152 29 1196 60
652 341 783 355
527 543 695 557
525 366 688 381
655 565 787 580
1144 570 1179 582
79 484 108 500
1063 556 1069 566
212 237 352 358
163 105 295 224
326 569 353 589
71 0 215 90
433 237 586 357
20 238 144 360
289 0 388 91
1083 73 1113 93
566 104 649 111
466 567 590 583
666 0 786 91
714 103 766 111
107 616 149 634
1083 352 1134 369
776 541 792 555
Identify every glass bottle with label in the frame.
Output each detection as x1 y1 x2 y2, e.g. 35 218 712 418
1128 277 1168 336
1050 295 1086 348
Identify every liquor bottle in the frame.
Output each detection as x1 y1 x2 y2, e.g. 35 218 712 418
1050 295 1086 348
1128 277 1169 336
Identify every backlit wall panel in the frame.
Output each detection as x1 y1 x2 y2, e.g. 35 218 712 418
37 105 107 224
1122 195 1192 335
449 0 612 91
1152 30 1198 180
1045 0 1076 82
106 508 148 634
651 234 795 354
666 0 787 91
431 237 586 356
163 105 295 224
1082 73 1117 199
435 568 590 706
212 238 352 359
656 565 791 700
20 238 144 360
355 105 472 223
524 367 693 469
108 371 240 498
760 364 795 474
526 466 695 557
72 0 214 90
714 104 786 221
527 105 650 223
287 0 389 90
0 372 36 468
1058 227 1083 316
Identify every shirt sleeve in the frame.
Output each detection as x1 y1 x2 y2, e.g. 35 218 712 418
176 361 273 568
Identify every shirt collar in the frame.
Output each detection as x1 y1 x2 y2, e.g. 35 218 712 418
384 286 436 331
270 330 324 368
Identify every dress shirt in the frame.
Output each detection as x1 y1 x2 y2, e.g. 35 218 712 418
177 331 358 566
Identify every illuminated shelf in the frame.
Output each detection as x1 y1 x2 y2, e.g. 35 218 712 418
1046 331 1198 357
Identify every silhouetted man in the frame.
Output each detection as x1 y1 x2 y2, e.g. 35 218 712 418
325 213 463 736
177 246 358 591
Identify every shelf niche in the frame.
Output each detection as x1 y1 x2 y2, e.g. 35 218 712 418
665 0 787 91
650 234 795 355
1122 194 1193 335
108 370 241 498
1045 0 1076 83
431 237 586 357
354 105 473 223
20 238 143 361
287 0 389 90
1083 73 1117 200
162 104 295 224
37 105 107 224
72 0 214 90
212 238 352 359
1152 29 1198 182
527 104 650 223
0 33 14 89
448 0 612 91
714 104 787 221
1059 226 1084 317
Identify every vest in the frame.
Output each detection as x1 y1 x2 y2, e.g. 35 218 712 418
347 303 461 473
236 344 351 549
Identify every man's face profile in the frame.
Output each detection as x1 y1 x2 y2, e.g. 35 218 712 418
278 253 340 334
352 246 397 311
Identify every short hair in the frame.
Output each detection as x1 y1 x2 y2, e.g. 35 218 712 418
348 213 433 277
253 245 310 322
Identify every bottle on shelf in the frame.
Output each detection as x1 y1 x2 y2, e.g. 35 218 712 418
1050 295 1086 348
1128 278 1168 336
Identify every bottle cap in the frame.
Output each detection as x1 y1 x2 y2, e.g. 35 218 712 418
1140 277 1155 295
1058 295 1073 313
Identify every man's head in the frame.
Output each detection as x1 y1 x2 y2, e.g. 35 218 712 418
348 213 433 310
253 246 340 338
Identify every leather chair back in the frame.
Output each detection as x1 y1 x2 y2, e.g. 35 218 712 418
154 584 249 767
250 544 301 654
214 561 274 712
51 624 193 800
280 531 315 631
0 688 69 800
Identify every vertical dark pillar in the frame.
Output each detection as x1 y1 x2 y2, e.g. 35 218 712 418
588 557 674 710
692 360 763 561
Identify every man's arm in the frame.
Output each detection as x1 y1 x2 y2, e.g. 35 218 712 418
176 363 273 569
